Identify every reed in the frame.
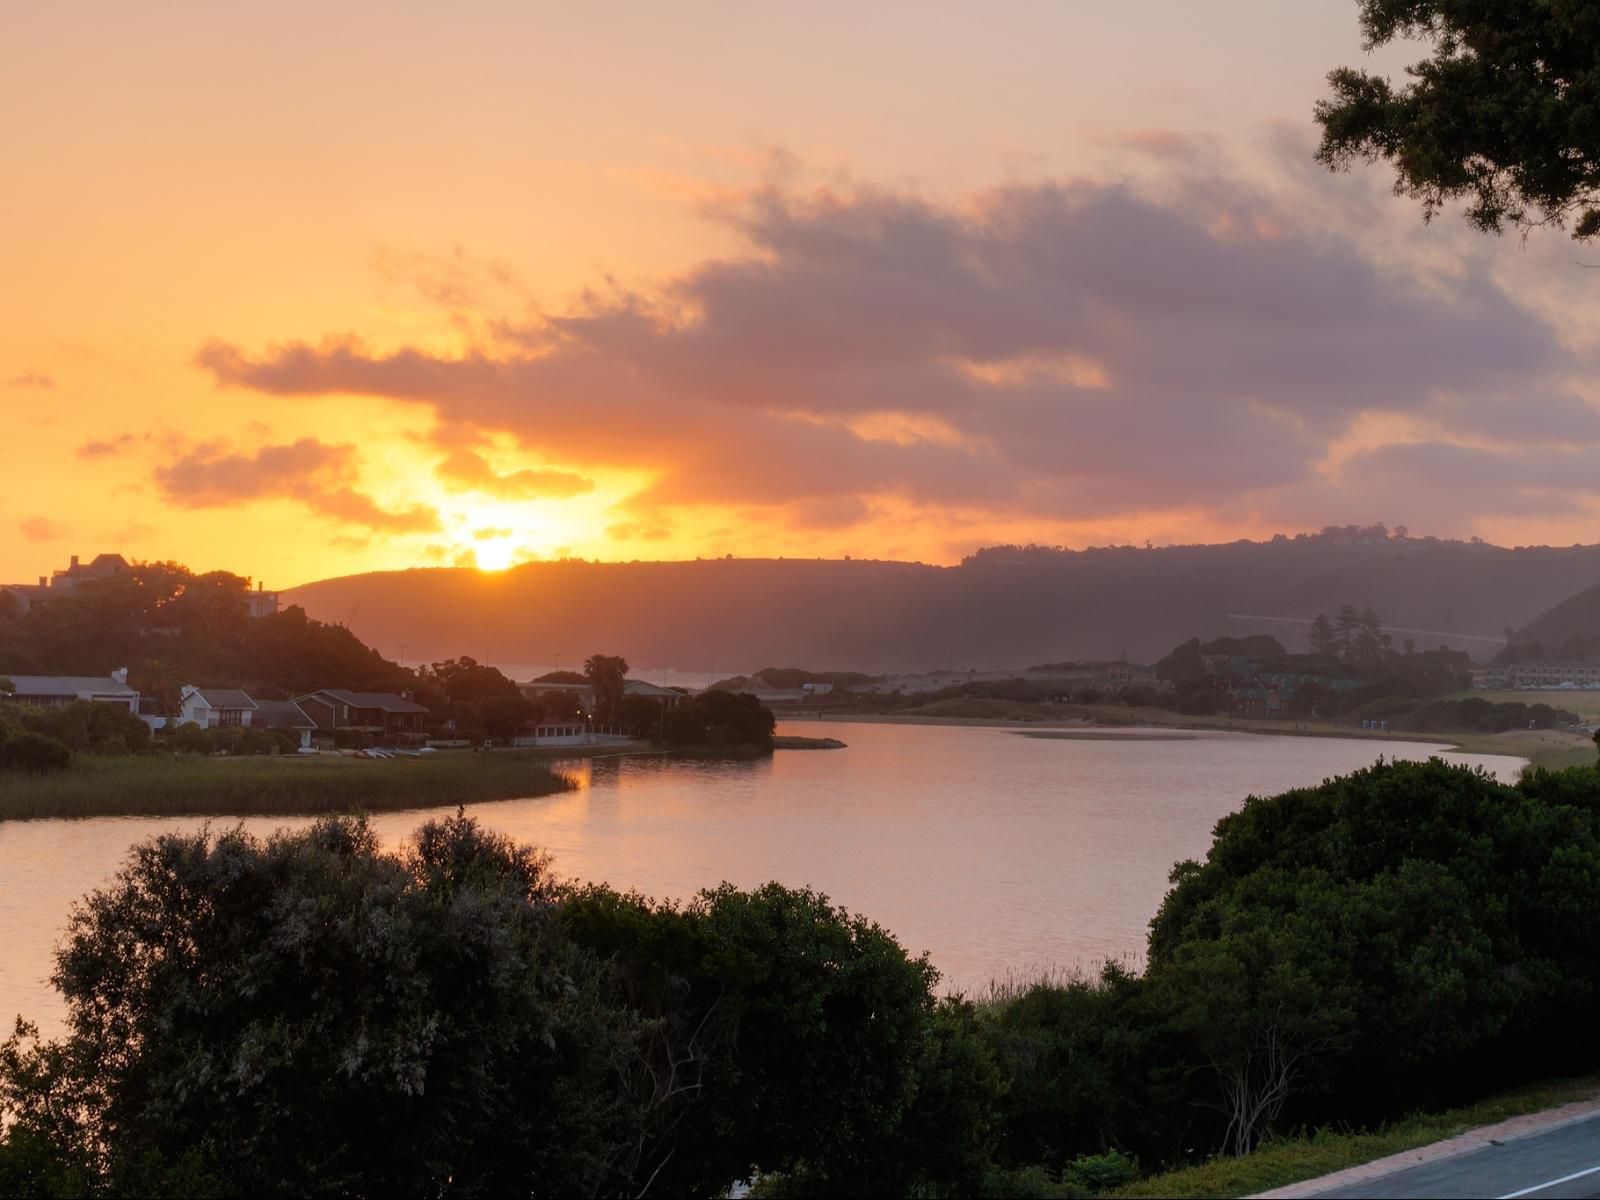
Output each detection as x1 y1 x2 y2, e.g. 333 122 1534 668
0 751 574 821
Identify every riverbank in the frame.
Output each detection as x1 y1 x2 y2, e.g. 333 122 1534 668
799 702 1592 770
0 751 577 821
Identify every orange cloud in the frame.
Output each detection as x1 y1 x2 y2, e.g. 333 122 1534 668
155 437 440 534
434 448 593 499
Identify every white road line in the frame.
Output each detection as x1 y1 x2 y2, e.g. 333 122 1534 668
1498 1162 1600 1198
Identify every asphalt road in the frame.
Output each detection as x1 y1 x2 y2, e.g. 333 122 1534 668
1315 1113 1600 1198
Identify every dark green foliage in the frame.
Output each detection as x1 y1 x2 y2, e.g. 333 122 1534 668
583 653 629 724
559 881 960 1196
661 689 777 753
0 730 73 774
0 727 72 774
615 692 664 737
982 965 1175 1168
0 559 411 695
1317 0 1600 239
0 815 637 1198
1150 759 1600 1135
3 701 151 756
164 721 300 756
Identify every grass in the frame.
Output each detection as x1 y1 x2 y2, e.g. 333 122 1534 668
0 750 577 821
1110 1072 1600 1199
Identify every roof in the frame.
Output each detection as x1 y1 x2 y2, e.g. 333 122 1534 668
0 675 138 697
623 679 683 698
193 688 257 710
302 689 429 713
250 698 315 729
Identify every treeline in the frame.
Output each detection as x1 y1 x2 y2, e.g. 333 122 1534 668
4 759 1598 1197
0 563 410 703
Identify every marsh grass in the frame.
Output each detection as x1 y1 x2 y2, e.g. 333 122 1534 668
0 751 575 821
1110 1073 1600 1198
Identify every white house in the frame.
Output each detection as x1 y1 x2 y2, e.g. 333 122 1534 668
0 670 139 711
178 686 257 728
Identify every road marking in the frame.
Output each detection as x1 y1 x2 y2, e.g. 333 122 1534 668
1498 1162 1600 1198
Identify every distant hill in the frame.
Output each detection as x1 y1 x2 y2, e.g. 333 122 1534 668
283 532 1600 674
1504 580 1600 661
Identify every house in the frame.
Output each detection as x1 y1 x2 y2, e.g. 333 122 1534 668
0 670 139 711
246 581 280 619
49 553 130 595
296 690 430 741
178 686 258 728
136 697 172 730
2 553 131 614
250 698 318 749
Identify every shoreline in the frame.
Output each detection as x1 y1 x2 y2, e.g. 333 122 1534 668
786 709 1592 770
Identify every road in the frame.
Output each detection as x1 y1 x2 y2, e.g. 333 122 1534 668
1314 1113 1600 1198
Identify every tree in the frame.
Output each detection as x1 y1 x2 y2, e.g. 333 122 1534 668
1351 606 1385 669
1317 1 1600 239
616 693 664 739
1332 604 1361 661
1307 614 1337 657
0 815 638 1197
583 653 629 724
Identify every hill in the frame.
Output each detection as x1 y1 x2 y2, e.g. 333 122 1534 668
284 529 1600 673
1503 580 1600 661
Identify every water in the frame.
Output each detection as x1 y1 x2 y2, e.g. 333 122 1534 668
0 722 1523 1034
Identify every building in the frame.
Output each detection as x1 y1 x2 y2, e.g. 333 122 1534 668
516 677 686 711
178 686 258 728
246 581 280 619
296 689 430 741
1480 661 1600 689
1 553 131 614
249 698 318 749
0 669 139 711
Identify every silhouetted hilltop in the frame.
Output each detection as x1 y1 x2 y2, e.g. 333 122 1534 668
284 530 1600 673
1503 580 1600 662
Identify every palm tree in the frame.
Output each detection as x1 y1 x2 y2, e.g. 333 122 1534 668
582 654 629 725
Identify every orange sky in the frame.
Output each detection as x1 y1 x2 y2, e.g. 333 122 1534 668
5 2 1597 589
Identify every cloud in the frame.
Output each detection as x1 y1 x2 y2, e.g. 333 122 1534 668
196 171 1581 540
76 433 139 460
155 437 439 534
435 448 594 499
19 516 63 542
7 371 54 389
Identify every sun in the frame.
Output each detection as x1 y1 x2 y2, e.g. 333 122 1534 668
474 540 517 571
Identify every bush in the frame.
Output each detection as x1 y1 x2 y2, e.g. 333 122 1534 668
0 726 72 774
660 691 776 753
0 815 636 1198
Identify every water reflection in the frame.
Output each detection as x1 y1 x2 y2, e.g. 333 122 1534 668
0 722 1523 1035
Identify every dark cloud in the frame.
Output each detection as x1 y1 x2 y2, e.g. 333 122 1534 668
435 448 594 499
197 175 1580 531
155 438 439 534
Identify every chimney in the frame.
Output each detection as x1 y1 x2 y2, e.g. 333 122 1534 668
111 667 128 684
70 555 79 569
37 576 45 587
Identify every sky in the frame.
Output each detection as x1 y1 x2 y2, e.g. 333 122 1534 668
4 1 1598 589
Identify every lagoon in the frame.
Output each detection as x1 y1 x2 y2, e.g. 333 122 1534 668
0 721 1523 1035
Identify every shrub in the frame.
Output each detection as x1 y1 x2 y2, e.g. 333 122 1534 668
0 727 71 774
